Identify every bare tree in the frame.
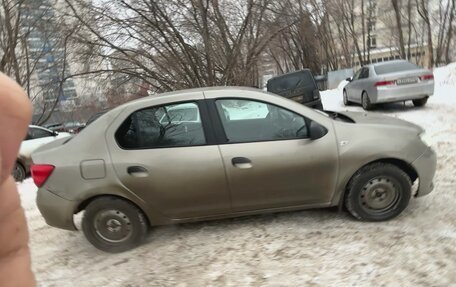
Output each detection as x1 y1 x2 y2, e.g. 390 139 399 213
435 0 455 64
391 0 406 59
60 0 293 91
444 0 455 64
415 0 433 67
265 0 321 74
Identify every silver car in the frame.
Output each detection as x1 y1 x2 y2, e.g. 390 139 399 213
343 60 435 110
31 87 436 252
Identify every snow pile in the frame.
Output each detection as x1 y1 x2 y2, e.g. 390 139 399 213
433 63 456 104
434 62 456 87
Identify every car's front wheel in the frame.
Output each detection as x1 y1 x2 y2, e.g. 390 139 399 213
82 196 149 253
412 96 428 107
345 163 412 221
13 162 26 182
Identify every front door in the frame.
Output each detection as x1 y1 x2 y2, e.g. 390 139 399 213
108 101 231 219
212 98 339 212
347 68 363 102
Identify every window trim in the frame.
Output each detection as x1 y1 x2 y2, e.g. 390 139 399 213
114 100 215 150
209 98 313 145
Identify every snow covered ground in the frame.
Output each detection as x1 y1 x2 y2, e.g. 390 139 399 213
19 64 456 286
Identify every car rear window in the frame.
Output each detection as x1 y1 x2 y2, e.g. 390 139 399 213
115 102 206 149
267 71 315 94
374 62 421 75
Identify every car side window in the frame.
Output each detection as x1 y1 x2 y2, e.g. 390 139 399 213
359 68 369 79
215 99 308 143
352 69 362 80
115 102 206 149
29 128 54 139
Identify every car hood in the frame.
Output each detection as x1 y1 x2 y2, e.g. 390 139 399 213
337 111 424 134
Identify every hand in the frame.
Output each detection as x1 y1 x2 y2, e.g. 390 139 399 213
0 73 35 286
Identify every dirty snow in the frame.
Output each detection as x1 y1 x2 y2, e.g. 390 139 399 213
19 64 456 286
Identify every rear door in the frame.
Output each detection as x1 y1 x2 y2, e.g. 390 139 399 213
205 91 339 211
107 96 231 219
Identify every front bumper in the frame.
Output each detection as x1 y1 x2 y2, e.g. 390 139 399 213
412 147 437 197
36 188 78 231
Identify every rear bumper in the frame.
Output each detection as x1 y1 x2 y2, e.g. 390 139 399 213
373 81 434 103
36 188 78 231
412 147 437 197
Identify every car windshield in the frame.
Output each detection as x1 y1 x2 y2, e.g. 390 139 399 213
374 62 421 75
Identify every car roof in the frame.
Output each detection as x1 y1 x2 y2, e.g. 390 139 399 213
29 125 45 129
29 125 53 132
267 69 312 82
369 59 408 68
128 86 264 105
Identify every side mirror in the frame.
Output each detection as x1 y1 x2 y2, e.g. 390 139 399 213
53 131 59 137
309 121 328 140
346 77 353 82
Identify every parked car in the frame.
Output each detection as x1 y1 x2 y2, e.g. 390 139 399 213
267 69 323 110
44 122 85 134
159 103 200 124
13 125 71 182
32 87 436 252
63 121 86 134
343 60 434 110
44 122 64 132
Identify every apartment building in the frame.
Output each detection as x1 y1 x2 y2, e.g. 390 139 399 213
330 0 441 70
22 0 78 110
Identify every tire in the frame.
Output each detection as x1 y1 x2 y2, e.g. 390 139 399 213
82 196 149 253
13 162 26 182
343 90 351 106
345 163 412 221
412 96 428 107
361 92 373 110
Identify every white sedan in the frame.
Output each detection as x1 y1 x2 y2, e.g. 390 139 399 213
13 125 71 181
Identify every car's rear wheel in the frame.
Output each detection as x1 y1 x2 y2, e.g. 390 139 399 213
82 197 148 253
361 92 373 110
343 90 351 106
345 163 412 221
412 96 428 107
13 162 26 182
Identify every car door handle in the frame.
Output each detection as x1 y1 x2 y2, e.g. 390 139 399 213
231 157 252 169
127 166 149 177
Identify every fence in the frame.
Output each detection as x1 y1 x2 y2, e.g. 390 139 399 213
327 68 354 90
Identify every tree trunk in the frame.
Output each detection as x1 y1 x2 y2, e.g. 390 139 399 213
392 0 406 59
445 0 455 63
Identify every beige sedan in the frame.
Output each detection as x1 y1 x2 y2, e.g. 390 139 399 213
31 87 436 252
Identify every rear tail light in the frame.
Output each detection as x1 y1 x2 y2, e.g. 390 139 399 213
420 74 434 81
31 165 55 187
375 80 396 87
